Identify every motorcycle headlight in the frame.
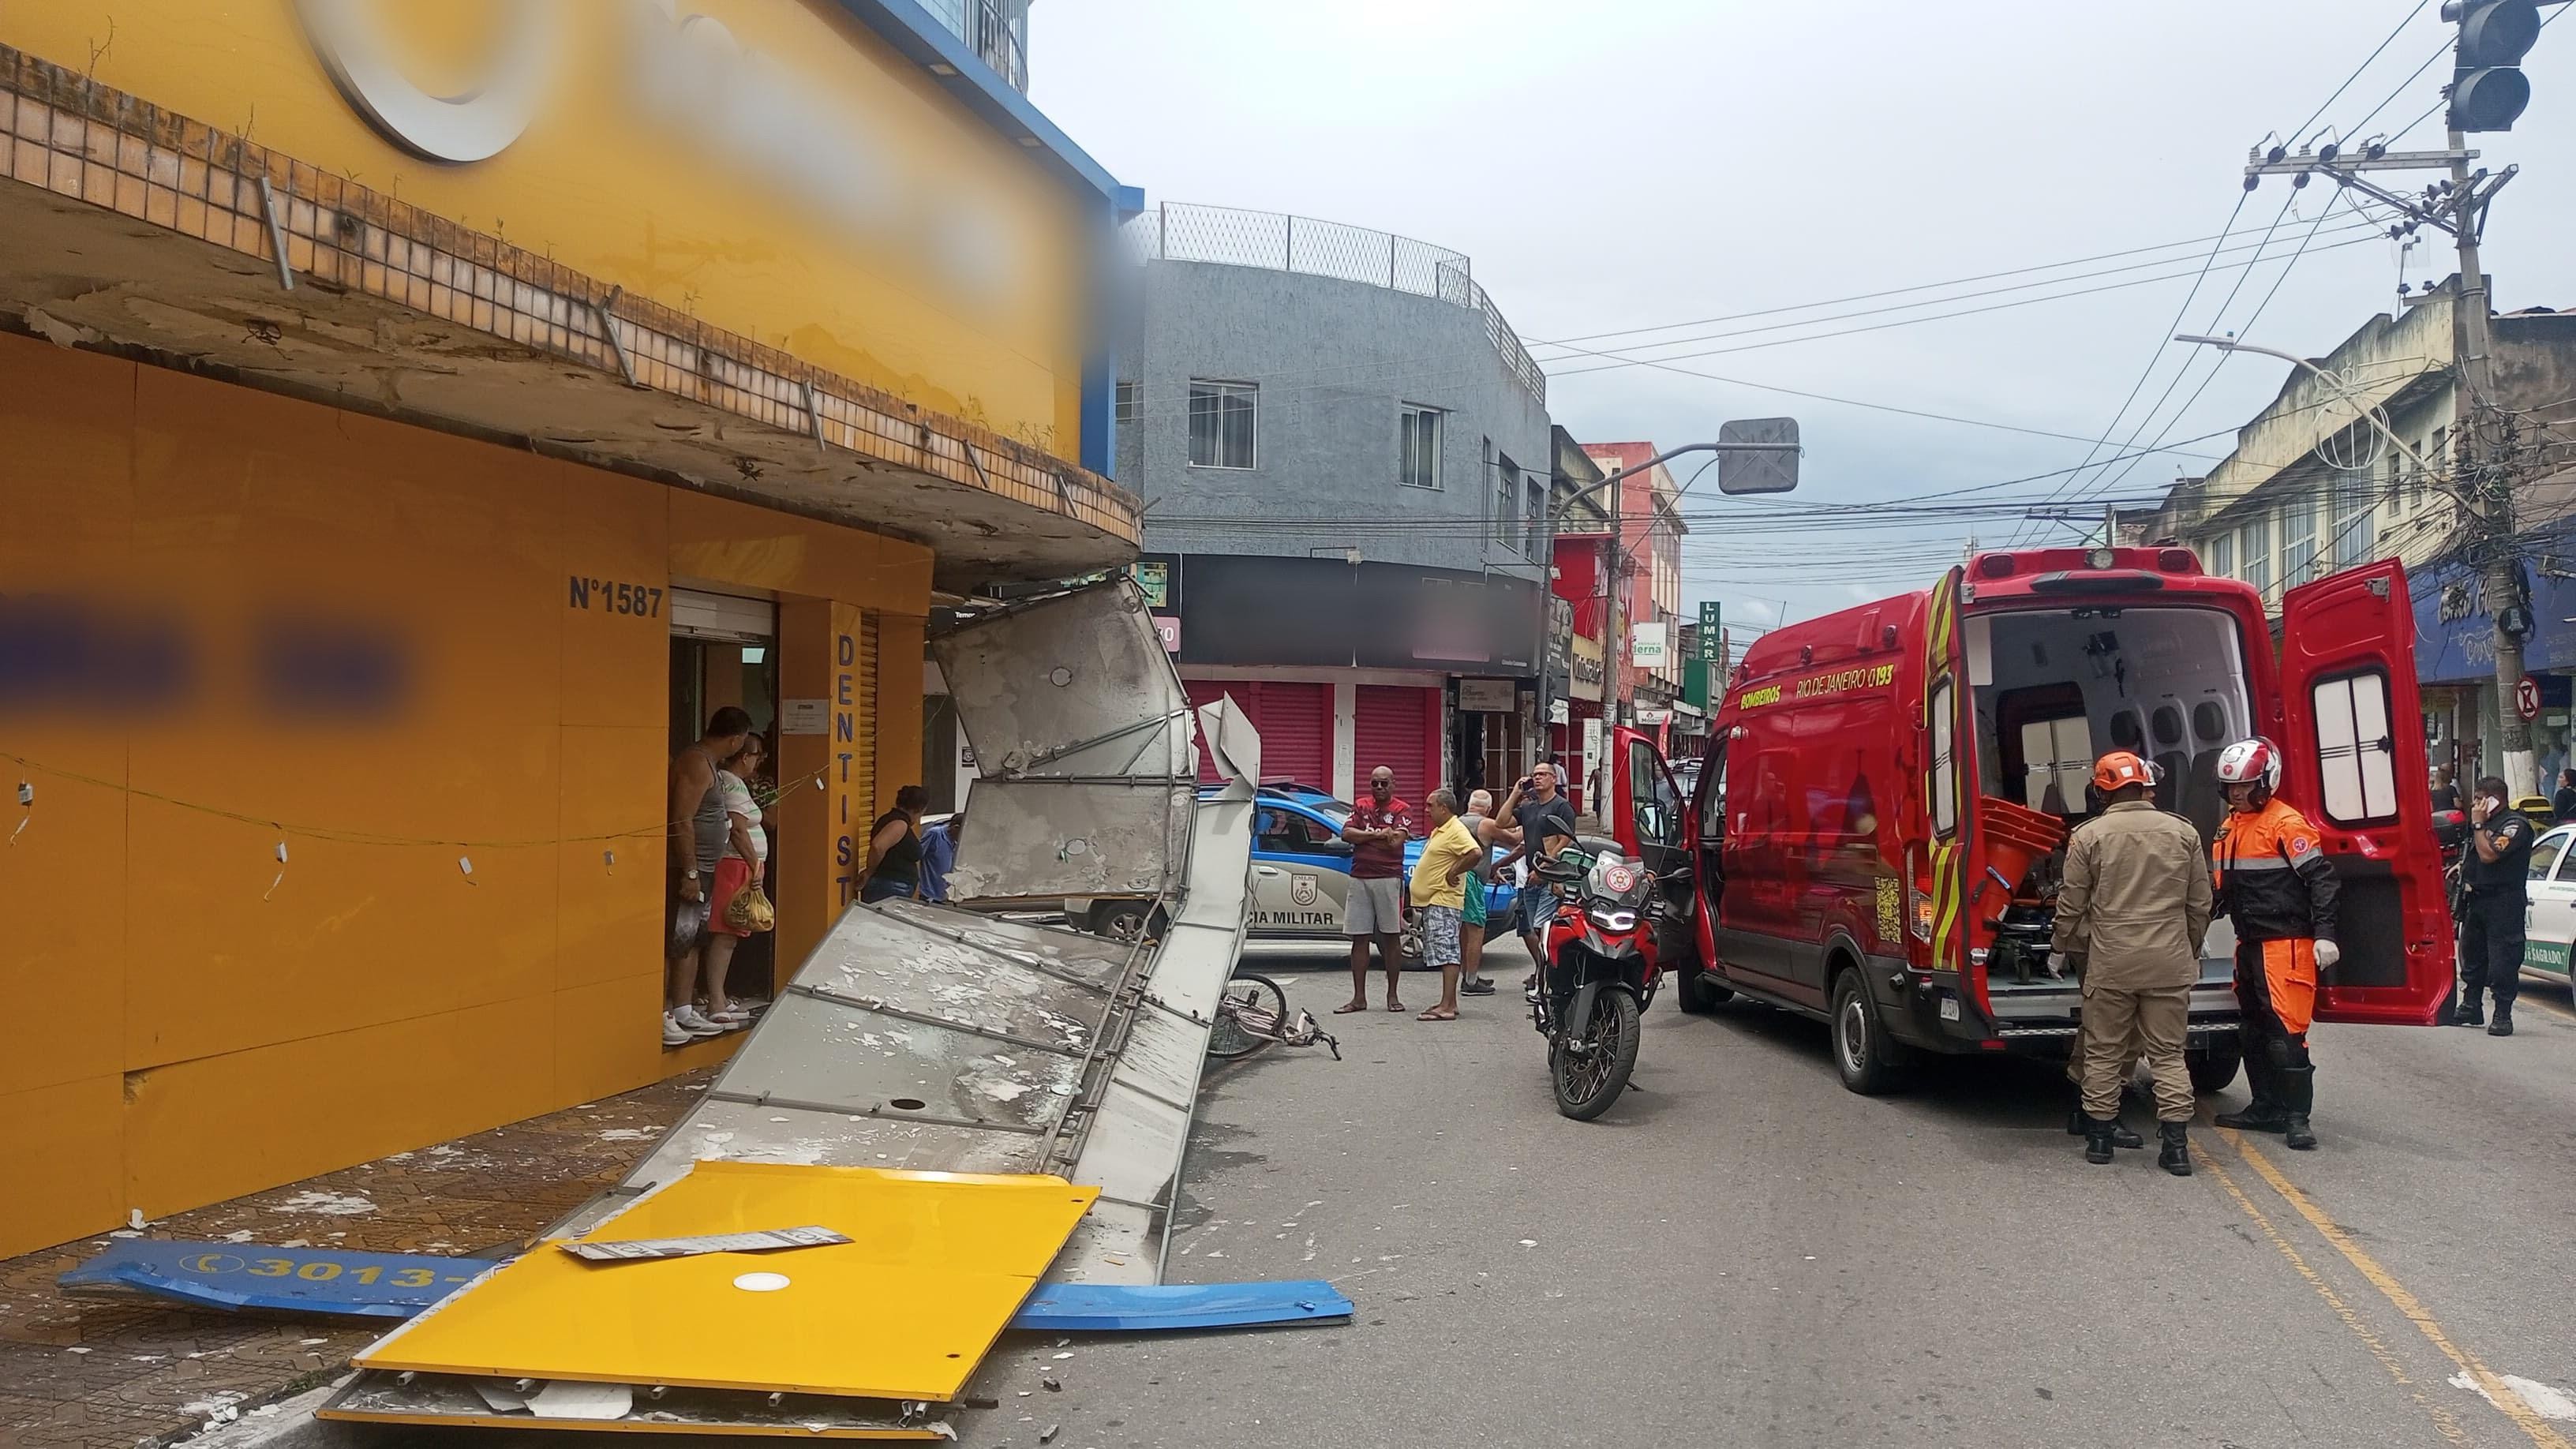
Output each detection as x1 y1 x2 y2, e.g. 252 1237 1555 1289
1589 908 1638 932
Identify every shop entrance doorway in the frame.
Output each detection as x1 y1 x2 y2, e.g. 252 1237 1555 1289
669 588 781 1004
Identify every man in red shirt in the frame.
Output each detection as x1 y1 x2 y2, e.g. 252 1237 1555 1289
1336 766 1415 1015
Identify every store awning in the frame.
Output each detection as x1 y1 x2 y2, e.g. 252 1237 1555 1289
0 49 1139 591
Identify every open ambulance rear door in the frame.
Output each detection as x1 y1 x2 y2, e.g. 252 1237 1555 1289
2278 561 2451 1025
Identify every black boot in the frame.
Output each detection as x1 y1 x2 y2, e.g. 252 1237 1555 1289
2487 1013 2514 1036
2278 1065 2316 1151
2081 1115 2117 1165
2067 1107 2144 1148
2215 1057 2288 1133
2158 1121 2192 1177
2454 993 2486 1027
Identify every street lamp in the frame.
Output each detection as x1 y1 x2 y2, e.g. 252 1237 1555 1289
1535 432 1802 788
2173 333 2437 480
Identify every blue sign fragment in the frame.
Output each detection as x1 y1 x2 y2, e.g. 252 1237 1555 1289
1011 1279 1354 1332
59 1241 500 1319
65 1240 1354 1336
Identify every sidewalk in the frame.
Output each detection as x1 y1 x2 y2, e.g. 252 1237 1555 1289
0 1070 715 1449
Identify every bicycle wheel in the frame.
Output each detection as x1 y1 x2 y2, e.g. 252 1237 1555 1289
1206 972 1290 1059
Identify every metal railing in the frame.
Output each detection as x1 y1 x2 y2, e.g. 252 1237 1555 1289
922 0 1028 92
1125 201 1547 406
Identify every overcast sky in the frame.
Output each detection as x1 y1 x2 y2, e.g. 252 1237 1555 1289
1034 0 2576 634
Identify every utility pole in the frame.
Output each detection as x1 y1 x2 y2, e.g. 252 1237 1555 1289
2449 120 2537 795
2236 0 2555 794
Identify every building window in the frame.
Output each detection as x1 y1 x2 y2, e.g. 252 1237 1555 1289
1525 477 1545 559
1186 380 1257 469
1494 451 1519 545
2423 425 2449 510
2282 496 2320 590
1115 381 1140 426
2333 466 2376 570
2240 515 2273 601
1398 405 1442 489
2205 531 2233 578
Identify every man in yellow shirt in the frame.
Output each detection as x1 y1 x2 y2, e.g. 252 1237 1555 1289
1410 788 1483 1021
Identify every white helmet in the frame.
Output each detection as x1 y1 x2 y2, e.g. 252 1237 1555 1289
2215 736 2281 807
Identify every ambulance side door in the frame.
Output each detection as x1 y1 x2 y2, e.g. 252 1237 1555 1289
2278 561 2449 1025
1612 727 1694 943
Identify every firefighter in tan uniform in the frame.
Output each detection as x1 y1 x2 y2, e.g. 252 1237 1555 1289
2209 736 2339 1151
2050 751 2213 1174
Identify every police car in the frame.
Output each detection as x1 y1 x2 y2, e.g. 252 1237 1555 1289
2513 822 2576 993
1069 784 1517 951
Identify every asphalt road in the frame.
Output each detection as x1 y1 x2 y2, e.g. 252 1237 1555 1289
964 953 2576 1449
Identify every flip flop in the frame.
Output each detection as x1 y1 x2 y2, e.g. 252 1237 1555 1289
1416 1008 1458 1021
1332 1002 1368 1015
1386 1002 1406 1013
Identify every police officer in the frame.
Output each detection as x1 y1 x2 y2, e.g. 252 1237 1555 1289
2051 751 2213 1174
2209 738 2338 1151
2455 773 2533 1035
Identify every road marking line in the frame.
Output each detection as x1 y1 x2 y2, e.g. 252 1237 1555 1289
2194 1145 2469 1447
2219 1127 2574 1449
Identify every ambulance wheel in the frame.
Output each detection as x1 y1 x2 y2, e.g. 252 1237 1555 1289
1675 958 1732 1014
1829 967 1911 1095
2185 1041 2243 1095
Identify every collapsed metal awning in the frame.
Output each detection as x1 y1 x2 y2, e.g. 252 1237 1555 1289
326 580 1260 1434
562 580 1256 1278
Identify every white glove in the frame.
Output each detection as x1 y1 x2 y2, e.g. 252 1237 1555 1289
2314 940 2341 971
2046 951 2069 975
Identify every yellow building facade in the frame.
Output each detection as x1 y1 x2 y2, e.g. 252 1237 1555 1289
0 2 1139 1257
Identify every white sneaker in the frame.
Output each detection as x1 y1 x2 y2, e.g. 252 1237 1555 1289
661 1012 691 1047
672 1005 725 1037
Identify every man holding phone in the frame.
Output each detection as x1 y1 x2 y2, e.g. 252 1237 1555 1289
2456 774 2533 1035
1494 762 1579 975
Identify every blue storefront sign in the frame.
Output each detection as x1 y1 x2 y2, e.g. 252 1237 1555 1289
2406 556 2576 683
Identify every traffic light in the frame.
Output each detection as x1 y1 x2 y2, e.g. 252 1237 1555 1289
2447 0 2540 132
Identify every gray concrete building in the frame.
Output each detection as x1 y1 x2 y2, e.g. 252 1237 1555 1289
1118 202 1555 803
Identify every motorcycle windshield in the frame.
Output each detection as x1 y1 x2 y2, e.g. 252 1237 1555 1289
1586 855 1649 908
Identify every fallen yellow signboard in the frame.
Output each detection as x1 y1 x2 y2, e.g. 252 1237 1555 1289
354 1162 1099 1404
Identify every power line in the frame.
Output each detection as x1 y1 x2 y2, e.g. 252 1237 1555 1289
2067 195 2352 514
1540 228 2384 379
2292 0 2437 144
2006 190 2263 543
1525 218 2382 354
2040 192 2312 526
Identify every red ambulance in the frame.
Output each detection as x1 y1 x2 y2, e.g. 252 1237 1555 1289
1608 546 2451 1094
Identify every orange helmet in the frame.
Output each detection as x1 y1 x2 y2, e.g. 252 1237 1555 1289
2092 751 2157 794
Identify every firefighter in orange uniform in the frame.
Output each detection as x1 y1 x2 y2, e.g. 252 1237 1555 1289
2208 737 2339 1151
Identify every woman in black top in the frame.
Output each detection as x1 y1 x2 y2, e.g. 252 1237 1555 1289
861 784 930 903
2554 768 2576 822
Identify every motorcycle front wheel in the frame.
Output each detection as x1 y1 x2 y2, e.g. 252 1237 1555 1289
1551 986 1642 1121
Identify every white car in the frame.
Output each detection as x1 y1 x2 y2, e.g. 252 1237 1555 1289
2514 823 2576 989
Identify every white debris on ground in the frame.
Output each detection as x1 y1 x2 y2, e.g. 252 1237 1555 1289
271 1190 376 1217
597 1128 661 1141
182 1390 250 1430
2450 1372 2576 1421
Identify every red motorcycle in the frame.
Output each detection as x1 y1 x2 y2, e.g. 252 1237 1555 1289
1528 846 1664 1120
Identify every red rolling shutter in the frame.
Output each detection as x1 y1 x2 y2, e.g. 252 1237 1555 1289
1182 680 1331 788
1354 685 1436 814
